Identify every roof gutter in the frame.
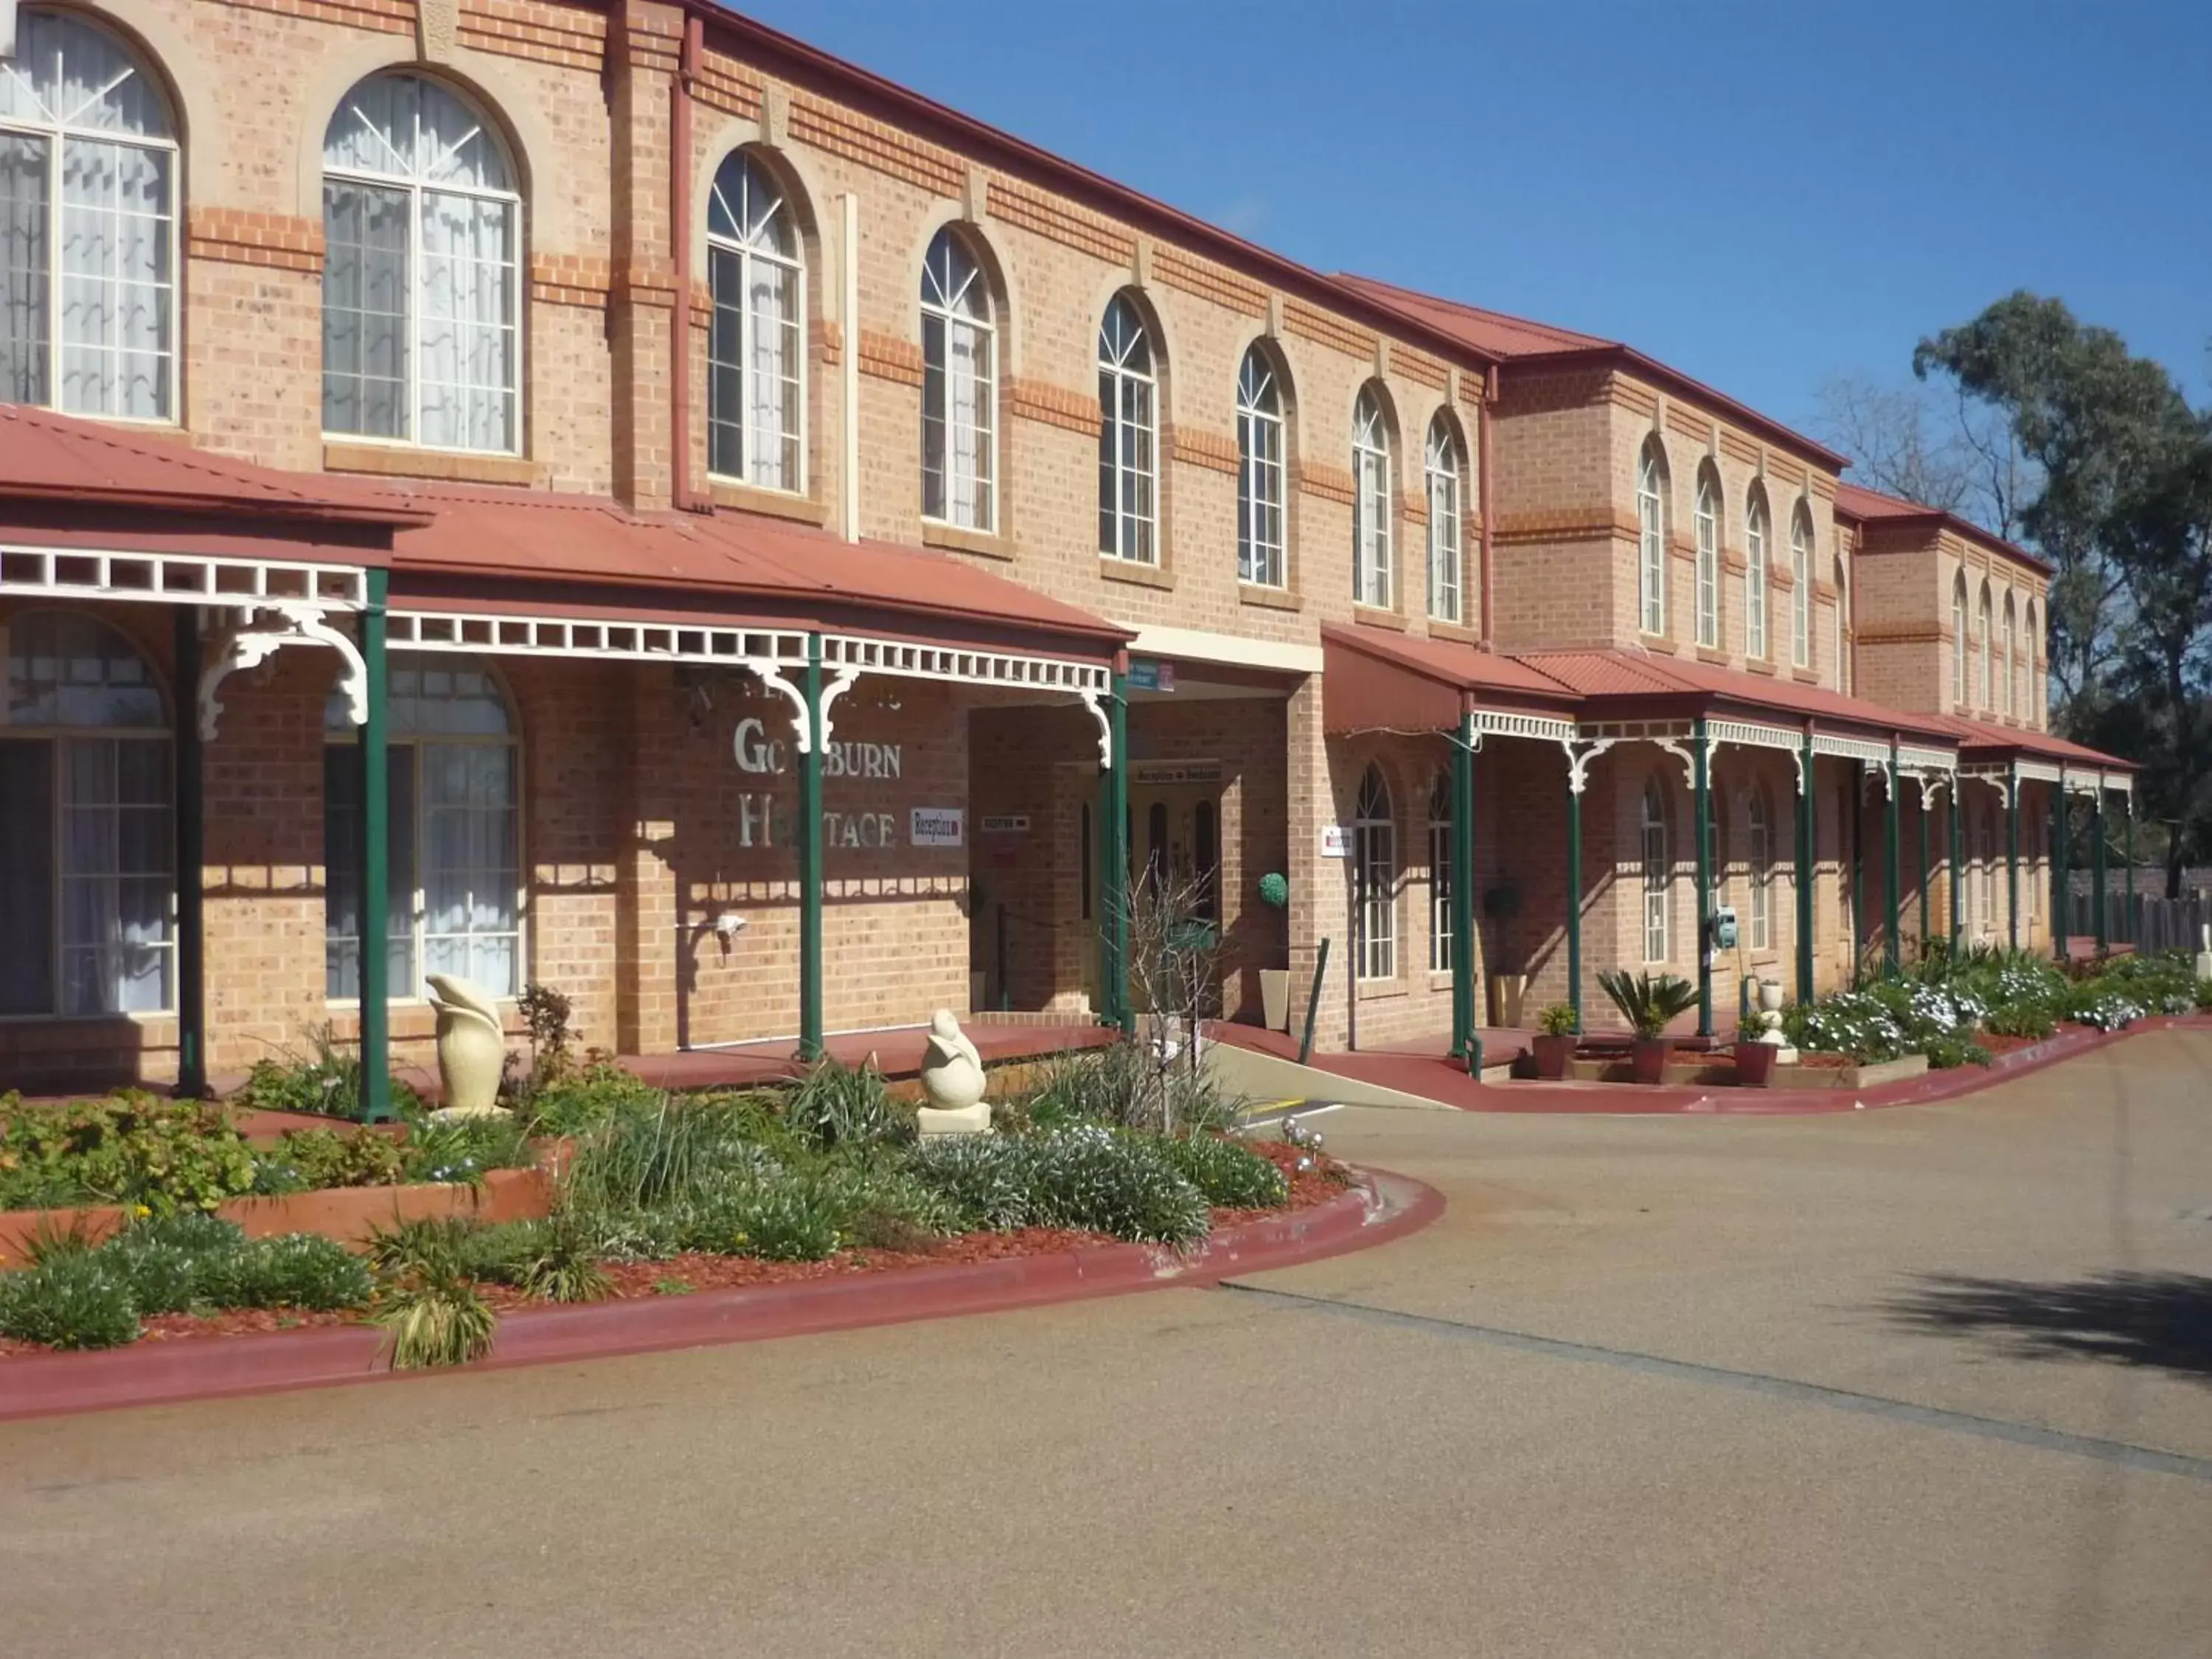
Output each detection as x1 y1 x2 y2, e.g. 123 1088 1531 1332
0 484 433 529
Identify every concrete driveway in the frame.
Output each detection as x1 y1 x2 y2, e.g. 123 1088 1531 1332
4 1033 2209 1658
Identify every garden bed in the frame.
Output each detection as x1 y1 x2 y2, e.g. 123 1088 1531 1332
1772 1053 1930 1089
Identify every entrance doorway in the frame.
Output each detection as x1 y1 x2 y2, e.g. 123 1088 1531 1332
1085 759 1222 1010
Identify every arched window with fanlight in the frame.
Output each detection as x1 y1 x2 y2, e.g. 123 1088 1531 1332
1641 778 1670 963
1354 764 1396 981
322 72 522 452
2022 598 2039 726
1352 386 1394 609
706 150 804 491
1236 344 1286 588
0 612 173 1015
1425 414 1464 625
1096 292 1156 563
1693 465 1720 648
0 8 178 419
1834 555 1849 692
1991 580 2008 712
324 658 521 1001
1746 787 1772 952
2000 593 2017 719
1427 771 1453 974
919 225 995 530
1790 504 1813 668
1638 440 1668 636
1745 486 1770 659
1952 572 1969 707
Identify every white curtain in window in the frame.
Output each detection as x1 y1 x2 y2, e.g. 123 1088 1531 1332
1638 447 1666 636
1354 389 1392 609
60 737 170 1014
0 10 175 417
1427 419 1461 624
920 228 994 529
1745 495 1770 658
1237 347 1285 587
1642 784 1669 962
420 742 518 992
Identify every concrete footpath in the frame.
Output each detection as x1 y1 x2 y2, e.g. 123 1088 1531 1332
2 1032 2208 1657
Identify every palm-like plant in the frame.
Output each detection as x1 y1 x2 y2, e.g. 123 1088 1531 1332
1596 969 1698 1040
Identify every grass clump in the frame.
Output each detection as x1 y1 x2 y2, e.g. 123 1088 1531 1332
0 1251 142 1349
1158 1133 1290 1209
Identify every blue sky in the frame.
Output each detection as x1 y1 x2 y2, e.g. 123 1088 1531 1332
737 0 2211 443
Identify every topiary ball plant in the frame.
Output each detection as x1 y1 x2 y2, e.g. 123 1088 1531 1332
1258 872 1289 911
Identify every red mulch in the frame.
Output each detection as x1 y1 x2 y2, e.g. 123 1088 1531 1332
0 1143 1352 1357
1790 1052 1856 1069
1977 1032 2048 1057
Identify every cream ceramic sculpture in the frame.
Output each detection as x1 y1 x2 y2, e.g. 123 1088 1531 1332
1750 977 1797 1062
916 1008 990 1136
425 973 509 1119
2196 924 2212 987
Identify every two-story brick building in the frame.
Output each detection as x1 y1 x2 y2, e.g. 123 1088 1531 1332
0 0 2135 1096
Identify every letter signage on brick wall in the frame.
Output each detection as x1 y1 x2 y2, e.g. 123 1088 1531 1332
910 807 964 848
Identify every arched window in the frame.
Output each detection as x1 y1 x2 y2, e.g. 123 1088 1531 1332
1352 386 1393 609
1641 778 1669 963
1354 764 1396 981
1745 487 1770 660
1425 414 1464 625
1976 807 1995 934
1236 344 1285 588
1693 466 1720 648
706 150 803 490
0 612 171 1015
1834 556 1849 693
919 226 995 530
2022 599 2039 726
1790 504 1812 668
324 658 520 1000
2000 602 2017 726
1952 573 1969 707
322 72 522 452
1427 771 1453 974
1637 440 1667 636
1096 293 1156 563
1976 582 1994 710
0 10 177 418
1747 787 1772 953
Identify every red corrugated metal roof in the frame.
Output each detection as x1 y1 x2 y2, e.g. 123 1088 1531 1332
1919 712 2135 772
1517 649 1961 744
1335 274 1848 473
0 403 427 529
1833 481 2053 577
372 481 1128 650
1320 624 1582 702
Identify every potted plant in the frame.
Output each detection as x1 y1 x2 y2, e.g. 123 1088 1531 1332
1596 968 1699 1084
1256 872 1292 1031
1531 1002 1579 1079
1733 1023 1778 1088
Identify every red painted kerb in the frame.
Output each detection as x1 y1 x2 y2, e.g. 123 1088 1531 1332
0 1167 1441 1423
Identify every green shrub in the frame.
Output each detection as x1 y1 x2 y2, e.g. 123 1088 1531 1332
785 1058 912 1150
908 1134 1037 1231
0 1252 141 1349
518 1214 613 1303
563 1093 788 1214
1922 1034 1994 1070
1782 992 1907 1063
185 1233 372 1312
1157 1133 1289 1209
234 1025 425 1121
1014 1040 1238 1135
1025 1129 1211 1245
1983 1001 2057 1040
375 1275 496 1369
517 1062 667 1136
1 1093 260 1215
254 1127 408 1194
400 1112 536 1186
672 1177 843 1261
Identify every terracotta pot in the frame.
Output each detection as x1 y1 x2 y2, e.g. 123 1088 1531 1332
1630 1036 1671 1085
1531 1032 1576 1080
1259 969 1293 1032
1735 1040 1778 1088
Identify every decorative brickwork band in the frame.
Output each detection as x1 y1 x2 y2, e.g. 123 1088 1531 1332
1172 428 1239 475
185 209 324 276
459 0 608 71
1297 462 1355 506
790 96 961 197
694 56 764 119
212 0 409 38
1283 296 1374 361
858 330 925 387
1388 341 1449 390
1153 245 1265 316
1007 378 1096 436
529 253 613 310
1492 509 1634 546
987 179 1134 265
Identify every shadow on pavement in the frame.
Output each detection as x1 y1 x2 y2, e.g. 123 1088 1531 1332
1881 1270 2212 1384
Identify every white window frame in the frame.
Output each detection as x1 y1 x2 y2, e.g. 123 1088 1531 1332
1355 765 1397 982
0 611 175 1019
1428 771 1452 974
1353 387 1394 610
1745 492 1769 659
1096 293 1157 564
1976 811 1995 935
1641 779 1670 964
1236 346 1286 588
1790 506 1812 669
706 150 806 494
324 658 525 1004
1976 585 1994 711
1425 415 1463 625
0 8 180 422
1747 788 1771 952
1834 559 1849 692
919 226 997 532
1952 575 1969 707
2000 594 2017 719
1638 443 1667 636
2022 602 2037 726
1693 470 1719 648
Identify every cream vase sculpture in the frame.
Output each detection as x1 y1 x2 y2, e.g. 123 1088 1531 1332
425 973 509 1118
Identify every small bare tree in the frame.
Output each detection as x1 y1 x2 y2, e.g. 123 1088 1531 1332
1109 869 1224 1135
